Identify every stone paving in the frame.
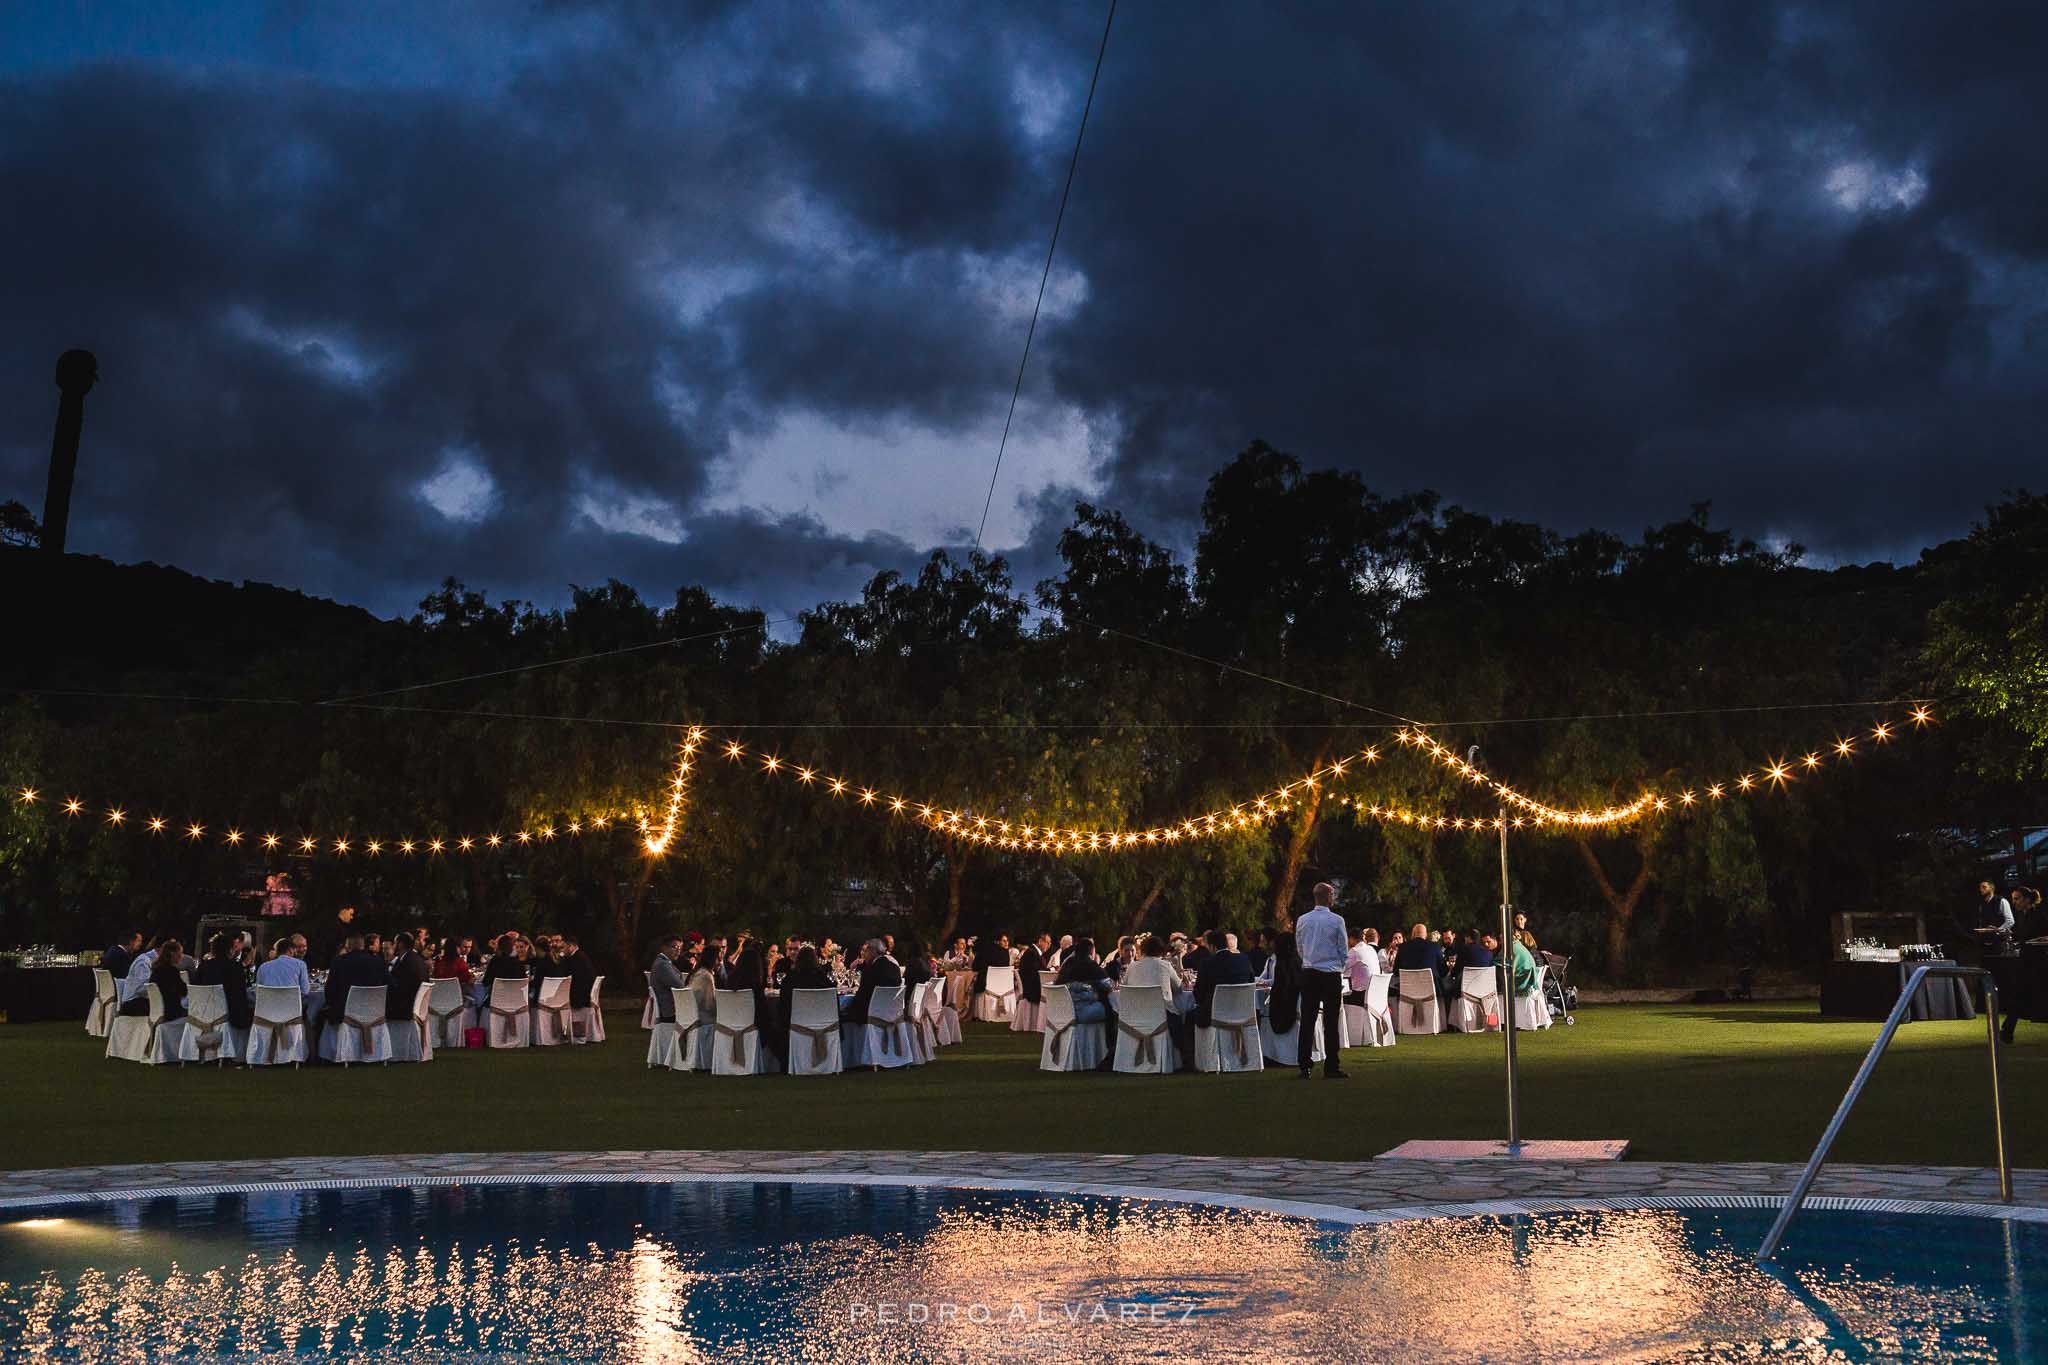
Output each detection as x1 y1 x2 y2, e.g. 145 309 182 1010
3 1149 2042 1216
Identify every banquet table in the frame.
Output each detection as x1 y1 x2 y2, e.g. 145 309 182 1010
1819 958 1976 1022
0 965 96 1024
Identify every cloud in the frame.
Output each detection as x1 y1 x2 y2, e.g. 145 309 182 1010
1 0 2044 621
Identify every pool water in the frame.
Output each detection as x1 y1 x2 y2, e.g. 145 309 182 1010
1 1181 2042 1362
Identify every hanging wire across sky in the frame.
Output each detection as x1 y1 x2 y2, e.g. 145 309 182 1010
972 0 1117 551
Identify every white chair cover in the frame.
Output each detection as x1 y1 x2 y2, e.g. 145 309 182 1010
322 985 392 1064
668 987 713 1072
572 975 606 1043
903 982 935 1063
425 976 468 1048
1452 965 1502 1033
108 983 185 1064
1194 983 1264 1073
975 965 1017 1022
929 978 962 1046
388 984 436 1063
640 971 657 1029
1362 971 1396 1047
1112 983 1177 1073
1038 985 1107 1072
1513 964 1553 1031
860 986 917 1069
531 975 575 1046
711 988 777 1075
786 987 846 1076
1009 972 1047 1033
175 983 243 1065
486 977 532 1048
86 968 118 1037
246 985 307 1065
1396 968 1444 1035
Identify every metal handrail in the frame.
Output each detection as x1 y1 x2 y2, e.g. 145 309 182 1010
1757 963 2009 1261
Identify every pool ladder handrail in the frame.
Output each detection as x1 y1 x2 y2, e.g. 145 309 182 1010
1756 963 2009 1262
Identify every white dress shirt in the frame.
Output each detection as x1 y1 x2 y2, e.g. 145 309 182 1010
120 948 158 1002
1294 906 1349 973
255 954 311 995
1119 956 1182 1013
1345 940 1380 993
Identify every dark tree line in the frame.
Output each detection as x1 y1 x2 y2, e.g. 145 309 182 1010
4 445 2043 982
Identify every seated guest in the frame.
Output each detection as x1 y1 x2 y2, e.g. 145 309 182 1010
687 943 723 1017
1381 931 1403 973
192 932 254 1031
842 938 903 1026
777 945 838 1053
255 934 312 995
1513 912 1535 953
432 938 475 990
942 937 970 970
1121 934 1187 1066
480 933 529 996
118 936 162 1013
727 938 777 1060
1252 928 1279 987
1344 928 1381 1006
1107 936 1138 981
648 937 687 1022
1055 937 1118 1070
899 934 934 991
560 934 598 1013
386 932 432 1020
1509 932 1538 1000
149 940 189 1022
1048 934 1075 972
1191 928 1253 1026
764 941 786 989
1463 932 1496 969
322 934 389 1030
1015 933 1051 1012
1393 922 1447 996
105 932 141 983
529 936 565 1002
970 932 1010 998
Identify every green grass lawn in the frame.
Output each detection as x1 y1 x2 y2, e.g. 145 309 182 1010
1 1004 2039 1173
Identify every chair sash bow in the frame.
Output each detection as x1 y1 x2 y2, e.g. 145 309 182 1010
789 1021 837 1068
346 1015 381 1056
1045 1019 1074 1066
717 1020 756 1066
487 1001 525 1044
1211 1017 1255 1066
1118 1018 1169 1068
255 1017 303 1064
188 1010 229 1062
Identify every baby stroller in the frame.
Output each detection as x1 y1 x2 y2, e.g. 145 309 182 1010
1540 951 1577 1025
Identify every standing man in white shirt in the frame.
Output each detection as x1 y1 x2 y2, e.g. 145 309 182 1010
1294 883 1350 1080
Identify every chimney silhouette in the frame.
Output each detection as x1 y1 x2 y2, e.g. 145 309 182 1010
42 348 98 556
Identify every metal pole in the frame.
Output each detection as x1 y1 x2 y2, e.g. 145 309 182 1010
1758 964 2006 1261
41 349 97 557
1500 801 1520 1154
1986 978 2012 1202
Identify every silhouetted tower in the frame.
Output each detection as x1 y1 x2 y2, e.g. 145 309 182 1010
41 348 98 556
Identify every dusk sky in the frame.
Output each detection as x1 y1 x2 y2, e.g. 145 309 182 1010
3 1 2044 620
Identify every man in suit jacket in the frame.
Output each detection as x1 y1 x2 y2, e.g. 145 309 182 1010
322 934 390 1030
649 939 687 1022
1393 922 1448 997
1191 929 1253 1027
192 933 254 1030
1015 933 1051 1006
104 933 141 984
560 934 599 1010
385 932 432 1020
1183 932 1216 978
842 938 903 1026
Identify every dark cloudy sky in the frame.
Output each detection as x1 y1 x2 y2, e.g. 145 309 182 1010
3 1 2044 620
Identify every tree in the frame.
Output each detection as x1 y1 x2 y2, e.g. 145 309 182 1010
0 500 38 549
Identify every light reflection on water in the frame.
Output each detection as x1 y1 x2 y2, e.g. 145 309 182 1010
0 1182 2038 1362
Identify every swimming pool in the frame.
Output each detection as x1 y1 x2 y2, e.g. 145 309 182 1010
1 1178 2041 1361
